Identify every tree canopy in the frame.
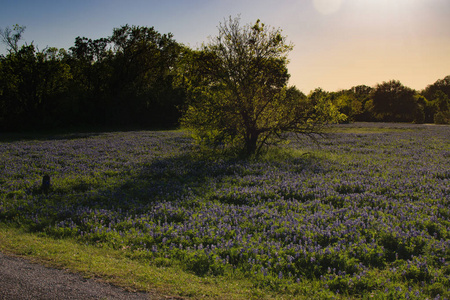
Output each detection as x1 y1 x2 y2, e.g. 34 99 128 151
180 17 343 155
1 21 449 133
371 80 418 122
0 25 185 131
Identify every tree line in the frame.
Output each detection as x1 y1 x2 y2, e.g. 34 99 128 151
319 78 450 125
0 24 185 131
0 23 449 133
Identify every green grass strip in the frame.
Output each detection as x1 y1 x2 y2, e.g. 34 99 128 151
0 224 273 300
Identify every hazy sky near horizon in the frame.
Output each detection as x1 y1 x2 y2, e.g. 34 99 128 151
1 0 449 93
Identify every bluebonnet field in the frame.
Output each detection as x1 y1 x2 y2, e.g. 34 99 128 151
1 123 449 299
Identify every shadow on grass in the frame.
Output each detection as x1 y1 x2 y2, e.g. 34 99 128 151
1 135 329 236
97 147 328 210
0 131 106 143
0 124 178 143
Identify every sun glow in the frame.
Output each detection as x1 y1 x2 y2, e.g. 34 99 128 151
313 0 343 15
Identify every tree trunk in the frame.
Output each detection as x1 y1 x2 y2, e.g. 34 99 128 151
245 131 259 156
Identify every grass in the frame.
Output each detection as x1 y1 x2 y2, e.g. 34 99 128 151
326 122 427 134
0 122 449 299
0 225 339 299
0 224 271 300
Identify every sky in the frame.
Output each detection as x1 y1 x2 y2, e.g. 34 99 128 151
1 0 450 94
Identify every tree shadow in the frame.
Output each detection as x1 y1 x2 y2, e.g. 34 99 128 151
2 132 331 235
0 125 176 142
0 131 105 143
96 153 251 208
90 147 330 213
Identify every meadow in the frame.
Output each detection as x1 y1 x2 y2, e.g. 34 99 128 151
0 123 449 299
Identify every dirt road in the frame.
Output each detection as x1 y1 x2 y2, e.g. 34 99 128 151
0 252 180 300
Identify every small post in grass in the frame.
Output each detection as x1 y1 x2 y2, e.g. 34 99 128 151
41 175 50 193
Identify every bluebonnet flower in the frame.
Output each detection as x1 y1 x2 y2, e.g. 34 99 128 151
1 124 449 298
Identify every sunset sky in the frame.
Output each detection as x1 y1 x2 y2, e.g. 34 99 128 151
1 0 449 94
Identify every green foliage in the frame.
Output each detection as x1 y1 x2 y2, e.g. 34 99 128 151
107 25 185 126
434 90 449 112
0 44 72 130
372 80 419 122
432 90 450 124
420 90 450 124
180 17 343 156
0 24 186 131
1 22 448 132
412 95 426 124
350 85 374 122
434 111 450 124
421 76 450 123
422 75 450 102
329 92 361 123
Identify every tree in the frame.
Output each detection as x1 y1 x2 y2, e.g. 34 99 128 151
0 24 26 54
107 25 184 126
0 44 72 130
348 85 374 121
433 90 450 124
180 17 342 156
334 93 361 123
413 94 426 124
434 90 449 112
67 36 112 125
372 80 418 122
421 75 450 123
422 75 450 101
